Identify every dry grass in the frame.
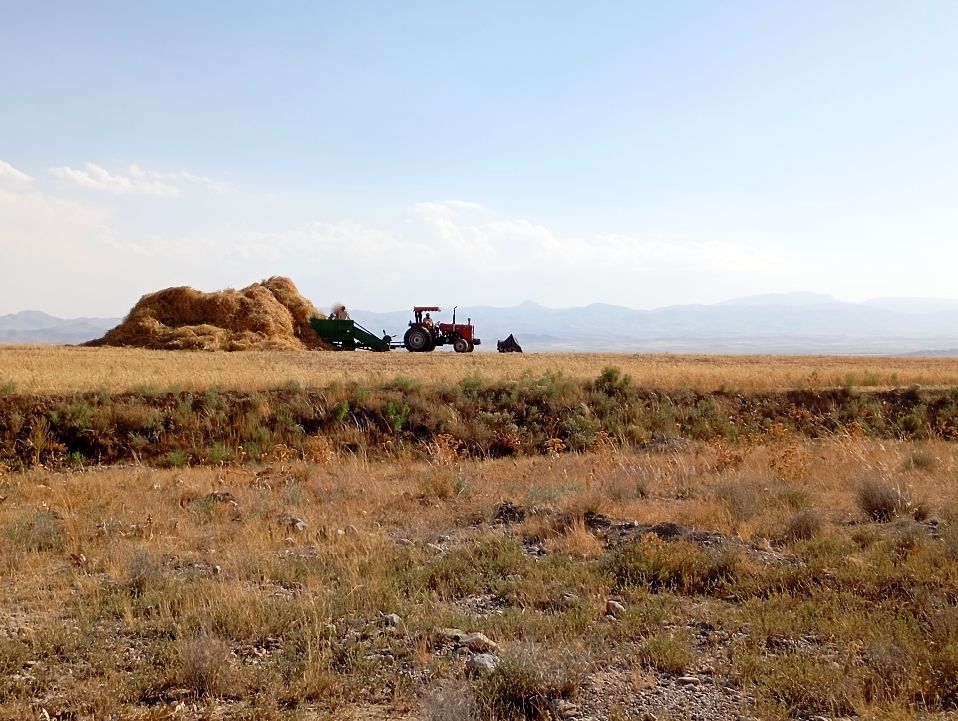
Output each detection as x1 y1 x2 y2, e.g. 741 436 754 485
3 345 958 394
2 436 958 718
2 350 958 719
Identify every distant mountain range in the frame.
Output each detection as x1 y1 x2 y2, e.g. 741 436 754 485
0 311 121 345
4 293 958 355
349 293 958 355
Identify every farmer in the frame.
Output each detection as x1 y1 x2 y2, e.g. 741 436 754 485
423 312 434 329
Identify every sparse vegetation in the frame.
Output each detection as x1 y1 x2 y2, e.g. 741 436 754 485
2 370 958 472
1 353 957 719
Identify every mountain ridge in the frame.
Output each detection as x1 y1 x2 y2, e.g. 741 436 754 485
5 294 958 354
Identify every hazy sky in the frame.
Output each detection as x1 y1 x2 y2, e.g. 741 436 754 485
2 1 957 317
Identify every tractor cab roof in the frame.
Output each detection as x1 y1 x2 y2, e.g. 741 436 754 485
413 306 442 313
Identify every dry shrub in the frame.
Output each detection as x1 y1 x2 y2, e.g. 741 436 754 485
126 550 164 597
598 461 650 501
87 276 330 351
769 441 809 481
943 522 958 561
715 482 761 525
921 643 958 710
752 654 859 717
474 644 588 720
891 520 928 558
902 449 938 472
548 518 604 558
857 479 910 522
781 509 823 543
417 468 457 500
861 639 915 705
177 635 232 697
422 680 479 721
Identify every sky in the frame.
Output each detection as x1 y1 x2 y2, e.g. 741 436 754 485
1 1 957 317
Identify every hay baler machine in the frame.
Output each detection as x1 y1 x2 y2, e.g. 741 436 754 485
309 317 395 351
309 305 481 352
402 306 479 353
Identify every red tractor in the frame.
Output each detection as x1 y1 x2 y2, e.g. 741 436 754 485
403 306 480 353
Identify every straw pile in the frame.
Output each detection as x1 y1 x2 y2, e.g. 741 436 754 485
87 277 330 351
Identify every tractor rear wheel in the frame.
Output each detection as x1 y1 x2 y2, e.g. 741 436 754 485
453 338 469 353
404 326 433 352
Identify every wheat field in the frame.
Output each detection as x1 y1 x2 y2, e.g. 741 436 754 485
3 344 957 394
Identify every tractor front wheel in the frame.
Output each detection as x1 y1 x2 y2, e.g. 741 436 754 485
453 338 469 353
404 326 434 352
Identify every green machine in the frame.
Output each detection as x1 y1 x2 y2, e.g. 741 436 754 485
309 317 396 352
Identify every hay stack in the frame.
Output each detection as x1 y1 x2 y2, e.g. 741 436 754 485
87 277 330 351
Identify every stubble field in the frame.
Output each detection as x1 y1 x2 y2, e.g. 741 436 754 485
4 345 958 394
2 346 958 720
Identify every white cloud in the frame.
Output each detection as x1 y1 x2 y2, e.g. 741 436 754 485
52 162 180 196
409 201 788 276
413 201 498 263
412 200 485 217
0 178 800 316
0 160 33 183
0 187 123 315
129 165 229 193
595 234 787 273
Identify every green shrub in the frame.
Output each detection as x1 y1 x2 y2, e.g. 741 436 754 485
593 366 633 399
6 509 64 552
560 412 598 452
275 407 305 435
333 400 350 423
636 630 693 674
384 400 411 432
606 537 739 595
385 375 420 394
52 400 94 432
166 449 189 467
423 536 528 599
207 443 232 465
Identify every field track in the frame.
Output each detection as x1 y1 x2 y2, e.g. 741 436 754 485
3 344 958 394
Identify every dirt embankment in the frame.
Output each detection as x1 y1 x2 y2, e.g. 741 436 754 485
86 276 329 351
1 383 957 470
